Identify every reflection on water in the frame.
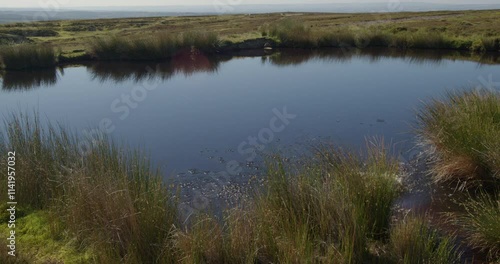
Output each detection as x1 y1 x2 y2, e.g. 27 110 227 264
0 47 499 175
87 49 224 83
2 48 498 90
265 48 500 67
1 68 61 91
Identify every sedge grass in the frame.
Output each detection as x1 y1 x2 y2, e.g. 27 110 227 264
416 89 500 187
0 113 178 263
267 20 500 53
89 31 219 61
175 142 402 263
452 192 500 260
389 216 461 264
0 44 56 70
0 112 480 263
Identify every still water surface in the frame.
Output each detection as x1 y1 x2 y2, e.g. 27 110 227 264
1 49 499 176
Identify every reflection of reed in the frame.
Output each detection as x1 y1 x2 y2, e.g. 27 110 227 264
2 48 499 90
1 67 60 91
87 49 221 83
171 48 220 77
266 48 500 67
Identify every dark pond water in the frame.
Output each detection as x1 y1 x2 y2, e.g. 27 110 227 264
1 49 499 178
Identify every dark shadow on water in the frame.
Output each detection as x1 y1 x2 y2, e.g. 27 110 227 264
2 48 498 90
87 49 225 84
265 48 500 67
0 67 61 91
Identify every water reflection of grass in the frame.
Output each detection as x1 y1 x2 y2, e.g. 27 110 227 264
0 68 59 91
266 48 500 67
87 51 222 83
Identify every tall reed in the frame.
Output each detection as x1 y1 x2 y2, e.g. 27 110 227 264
0 113 178 263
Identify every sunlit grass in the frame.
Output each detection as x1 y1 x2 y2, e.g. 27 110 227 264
266 19 499 53
416 89 500 187
0 113 178 263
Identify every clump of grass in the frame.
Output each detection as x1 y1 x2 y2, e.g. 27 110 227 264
317 30 357 48
452 192 500 260
417 89 500 187
0 44 56 70
89 32 219 61
470 37 500 53
268 19 317 48
175 142 402 263
409 32 452 49
0 113 178 263
175 214 225 263
2 113 63 209
181 31 219 52
389 216 461 264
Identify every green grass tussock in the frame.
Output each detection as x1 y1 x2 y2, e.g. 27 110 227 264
89 31 219 61
416 89 500 186
452 192 500 260
389 216 461 264
0 44 56 70
267 19 317 48
0 113 178 263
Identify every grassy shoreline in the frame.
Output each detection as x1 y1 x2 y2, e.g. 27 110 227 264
1 10 500 70
2 91 499 262
0 113 468 263
1 39 499 71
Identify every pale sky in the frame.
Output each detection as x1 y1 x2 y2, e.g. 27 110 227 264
0 0 498 8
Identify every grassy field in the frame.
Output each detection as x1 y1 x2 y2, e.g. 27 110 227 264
0 9 499 60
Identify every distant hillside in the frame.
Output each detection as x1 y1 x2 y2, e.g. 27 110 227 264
0 11 199 24
1 3 500 24
107 3 500 14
